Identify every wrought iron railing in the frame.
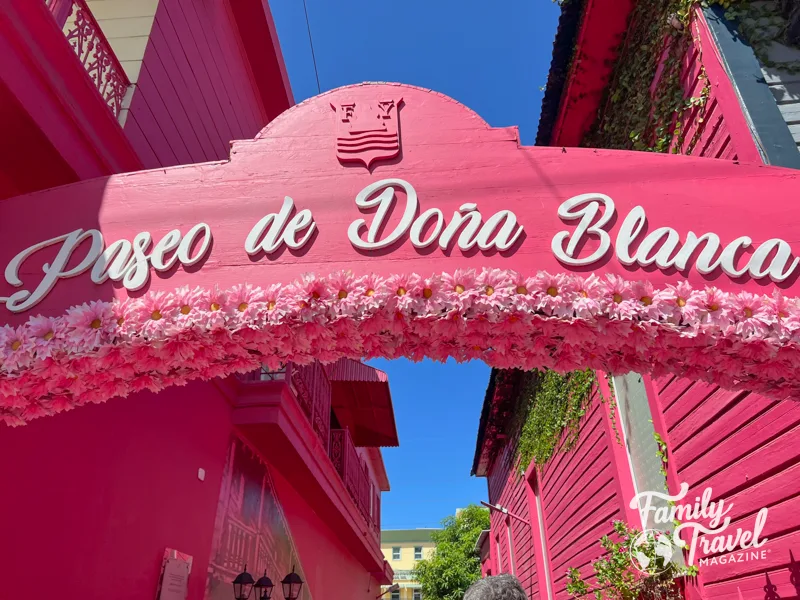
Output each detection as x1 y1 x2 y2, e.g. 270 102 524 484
238 362 331 451
238 363 380 536
44 0 130 118
329 428 380 535
289 362 331 452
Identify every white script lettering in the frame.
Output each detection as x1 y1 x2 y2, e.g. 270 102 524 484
348 179 523 252
3 224 213 313
553 195 799 283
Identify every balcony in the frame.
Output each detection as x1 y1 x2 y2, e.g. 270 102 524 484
229 361 388 578
239 362 331 453
44 0 130 119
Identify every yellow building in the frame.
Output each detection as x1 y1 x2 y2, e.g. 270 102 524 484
380 529 439 600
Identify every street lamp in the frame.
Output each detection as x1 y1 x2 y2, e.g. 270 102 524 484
233 566 256 600
281 566 304 600
254 571 275 600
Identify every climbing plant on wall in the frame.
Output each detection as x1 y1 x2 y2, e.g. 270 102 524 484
585 0 709 153
515 368 597 472
585 0 800 154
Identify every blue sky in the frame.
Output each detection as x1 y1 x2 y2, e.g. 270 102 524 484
269 0 561 528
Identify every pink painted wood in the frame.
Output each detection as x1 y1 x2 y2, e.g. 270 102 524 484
4 82 800 324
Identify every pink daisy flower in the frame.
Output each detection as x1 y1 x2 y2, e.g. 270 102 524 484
768 291 800 339
473 268 512 313
65 300 116 349
531 272 577 318
385 272 422 313
572 274 602 320
262 283 287 323
507 271 537 312
729 291 774 339
227 283 266 326
441 269 478 310
353 273 388 313
201 286 229 329
171 286 206 329
665 281 702 325
329 271 360 317
139 291 177 338
415 275 447 315
690 287 732 331
27 315 64 359
631 280 673 321
0 325 34 372
598 274 636 320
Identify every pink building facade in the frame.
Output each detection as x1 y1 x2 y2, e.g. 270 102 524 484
473 2 800 600
0 2 395 599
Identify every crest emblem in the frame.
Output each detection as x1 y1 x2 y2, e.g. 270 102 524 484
332 98 403 169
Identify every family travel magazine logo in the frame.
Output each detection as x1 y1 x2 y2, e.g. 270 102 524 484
629 483 769 572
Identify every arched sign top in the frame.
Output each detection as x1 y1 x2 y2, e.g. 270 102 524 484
3 82 800 424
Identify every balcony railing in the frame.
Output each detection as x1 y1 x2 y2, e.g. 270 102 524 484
330 428 380 535
238 362 331 454
44 0 130 118
238 362 380 536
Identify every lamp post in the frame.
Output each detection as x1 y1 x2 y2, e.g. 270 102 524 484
233 566 256 600
281 566 304 600
254 571 275 600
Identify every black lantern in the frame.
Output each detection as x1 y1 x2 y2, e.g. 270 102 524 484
233 565 256 600
281 566 304 600
254 570 274 600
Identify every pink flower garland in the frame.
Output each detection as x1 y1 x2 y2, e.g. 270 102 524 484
2 269 800 426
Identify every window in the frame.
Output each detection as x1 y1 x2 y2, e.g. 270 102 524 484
391 591 400 600
613 373 686 569
612 373 669 529
414 546 423 560
392 547 401 560
413 590 422 600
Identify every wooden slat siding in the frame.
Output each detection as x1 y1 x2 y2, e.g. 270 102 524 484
182 0 259 135
180 0 259 136
662 381 716 430
650 15 757 161
538 392 627 600
652 376 800 592
124 0 267 167
147 21 220 160
140 52 205 164
667 388 744 449
127 93 177 166
122 112 159 169
486 443 540 599
151 18 227 157
134 64 193 164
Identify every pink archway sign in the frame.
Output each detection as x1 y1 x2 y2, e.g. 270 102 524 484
3 82 800 425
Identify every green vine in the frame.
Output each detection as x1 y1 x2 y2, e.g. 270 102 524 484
654 432 670 479
515 369 597 472
566 521 697 600
600 374 622 446
584 0 735 155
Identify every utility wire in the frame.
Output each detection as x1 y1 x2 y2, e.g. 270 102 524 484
302 0 322 94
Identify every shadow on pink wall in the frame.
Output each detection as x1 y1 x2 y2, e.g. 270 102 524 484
205 435 311 600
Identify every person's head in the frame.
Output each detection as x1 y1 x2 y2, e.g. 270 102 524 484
463 574 528 600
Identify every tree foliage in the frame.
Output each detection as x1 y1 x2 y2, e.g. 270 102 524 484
413 505 490 600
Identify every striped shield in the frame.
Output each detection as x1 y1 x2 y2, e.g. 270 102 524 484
332 98 403 169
